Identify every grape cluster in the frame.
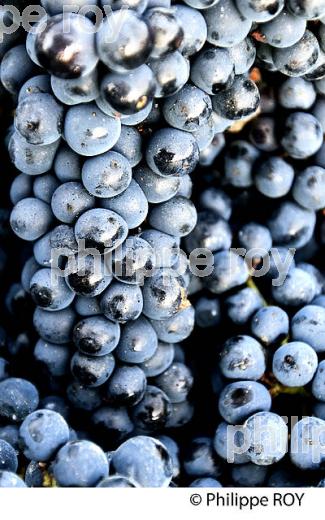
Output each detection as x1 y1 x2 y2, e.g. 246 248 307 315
1 0 325 489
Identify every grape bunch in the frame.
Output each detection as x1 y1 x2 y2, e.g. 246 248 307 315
1 0 325 489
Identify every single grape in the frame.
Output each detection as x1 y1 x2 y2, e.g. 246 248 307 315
272 31 320 77
149 305 195 343
10 197 53 241
146 128 199 177
33 306 76 344
0 44 36 95
287 0 325 19
0 440 18 472
228 38 256 74
218 381 271 425
0 378 39 423
272 267 317 307
279 77 315 109
51 182 95 224
96 10 152 72
100 66 156 116
35 14 98 79
10 174 33 205
92 405 134 445
110 436 173 487
74 208 128 253
19 410 70 461
292 305 325 353
112 126 142 167
66 253 112 298
33 174 60 204
149 196 197 237
15 93 64 145
51 69 99 106
18 75 51 103
52 440 108 487
106 365 147 406
138 342 175 377
292 166 325 210
149 51 189 98
64 103 121 157
255 157 294 198
133 164 180 204
251 306 289 346
73 316 120 357
142 269 187 320
225 287 264 326
212 76 260 121
185 211 232 252
71 352 115 387
205 250 249 294
235 0 284 22
272 341 318 386
144 7 184 58
183 437 221 479
195 297 220 328
163 84 212 131
100 281 143 323
82 151 132 199
268 201 316 249
204 0 251 48
34 339 71 377
174 5 207 57
220 335 266 381
9 131 60 175
131 386 172 432
54 144 81 182
154 362 193 403
100 179 148 229
115 317 158 364
67 382 102 411
0 471 26 488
